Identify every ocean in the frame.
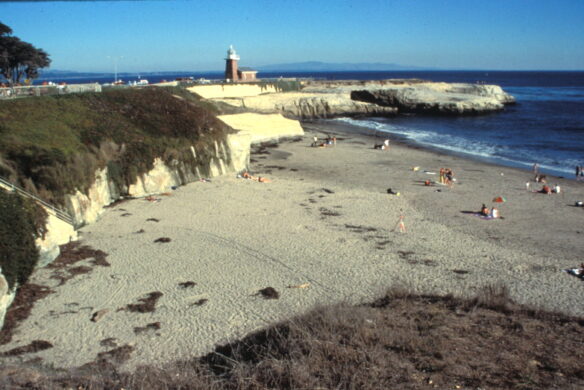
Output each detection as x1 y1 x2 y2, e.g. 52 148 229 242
38 70 584 178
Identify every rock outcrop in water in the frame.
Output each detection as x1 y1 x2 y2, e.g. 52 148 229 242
351 83 515 115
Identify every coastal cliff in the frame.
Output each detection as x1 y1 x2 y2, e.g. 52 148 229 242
198 80 515 119
0 97 303 328
350 83 515 115
215 93 397 119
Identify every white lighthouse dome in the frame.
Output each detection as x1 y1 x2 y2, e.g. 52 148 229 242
226 44 240 60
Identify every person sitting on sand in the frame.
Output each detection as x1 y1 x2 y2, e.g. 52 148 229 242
553 184 561 194
541 184 552 195
424 180 433 186
480 204 490 217
489 207 500 219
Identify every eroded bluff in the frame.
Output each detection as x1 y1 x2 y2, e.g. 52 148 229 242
350 83 515 115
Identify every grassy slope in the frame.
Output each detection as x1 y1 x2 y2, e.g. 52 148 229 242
0 87 232 205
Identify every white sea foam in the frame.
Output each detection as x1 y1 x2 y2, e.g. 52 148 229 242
333 117 577 177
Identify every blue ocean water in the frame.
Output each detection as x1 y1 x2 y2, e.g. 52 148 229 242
325 71 584 178
40 70 584 178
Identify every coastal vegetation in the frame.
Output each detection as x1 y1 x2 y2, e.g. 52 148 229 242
0 191 45 290
0 87 233 206
1 286 582 389
0 22 51 85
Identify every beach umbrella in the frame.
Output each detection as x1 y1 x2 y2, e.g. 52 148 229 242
492 196 506 203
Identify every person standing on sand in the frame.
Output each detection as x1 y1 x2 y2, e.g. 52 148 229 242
533 163 540 175
576 166 580 180
393 215 406 233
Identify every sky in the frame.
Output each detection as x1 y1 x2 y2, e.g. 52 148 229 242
1 0 583 73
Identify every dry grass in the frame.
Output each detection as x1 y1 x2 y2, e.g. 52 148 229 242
1 285 583 389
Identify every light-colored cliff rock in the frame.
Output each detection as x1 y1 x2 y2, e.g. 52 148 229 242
218 113 304 144
0 273 15 330
206 80 514 118
36 211 77 268
348 82 515 115
215 93 396 119
63 132 252 227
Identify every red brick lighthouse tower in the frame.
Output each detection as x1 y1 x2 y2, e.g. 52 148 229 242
225 45 240 82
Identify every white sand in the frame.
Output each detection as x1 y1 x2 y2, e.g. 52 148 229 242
2 121 583 370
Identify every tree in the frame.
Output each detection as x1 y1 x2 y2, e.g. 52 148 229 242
0 22 51 85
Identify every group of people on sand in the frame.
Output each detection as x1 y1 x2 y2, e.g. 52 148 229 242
529 164 562 195
311 135 336 148
479 204 501 219
439 168 455 186
538 183 561 195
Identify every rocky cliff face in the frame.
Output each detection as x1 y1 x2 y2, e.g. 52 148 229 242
350 83 515 115
66 133 251 227
214 93 397 119
209 81 514 119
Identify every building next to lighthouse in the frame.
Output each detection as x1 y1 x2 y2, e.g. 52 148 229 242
225 45 257 82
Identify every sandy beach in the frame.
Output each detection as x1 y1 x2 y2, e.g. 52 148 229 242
1 120 583 370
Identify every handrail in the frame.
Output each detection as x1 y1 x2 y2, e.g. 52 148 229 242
0 176 76 227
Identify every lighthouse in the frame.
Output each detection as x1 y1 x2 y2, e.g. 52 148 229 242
225 45 240 82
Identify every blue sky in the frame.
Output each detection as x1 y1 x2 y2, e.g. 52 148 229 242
1 0 583 72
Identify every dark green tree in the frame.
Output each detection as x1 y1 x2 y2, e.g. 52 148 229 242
0 22 51 85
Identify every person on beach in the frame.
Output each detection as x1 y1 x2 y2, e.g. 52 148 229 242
576 166 580 180
393 215 406 233
382 139 390 150
533 163 540 175
490 207 500 219
439 168 445 184
445 168 454 187
540 184 552 195
312 136 318 147
553 184 561 194
526 181 530 191
480 204 490 217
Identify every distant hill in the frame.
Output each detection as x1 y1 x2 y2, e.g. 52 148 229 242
256 61 431 72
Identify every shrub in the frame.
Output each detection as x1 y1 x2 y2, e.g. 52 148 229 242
0 190 41 290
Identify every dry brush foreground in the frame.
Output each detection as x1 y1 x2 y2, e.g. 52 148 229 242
1 286 583 390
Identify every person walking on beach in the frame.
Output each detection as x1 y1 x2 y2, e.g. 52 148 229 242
393 215 406 233
533 163 540 175
576 166 580 180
